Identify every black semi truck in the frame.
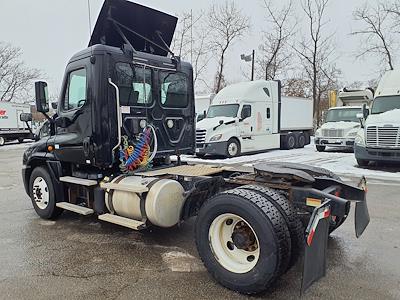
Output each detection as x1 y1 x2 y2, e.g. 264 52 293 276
22 0 370 294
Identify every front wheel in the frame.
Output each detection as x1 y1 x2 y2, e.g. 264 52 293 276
226 138 241 158
195 189 291 294
357 159 369 167
29 167 63 219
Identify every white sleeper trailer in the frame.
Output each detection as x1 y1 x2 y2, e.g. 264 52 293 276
0 102 32 146
196 80 313 157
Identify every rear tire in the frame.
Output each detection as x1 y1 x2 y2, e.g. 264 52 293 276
238 185 304 269
316 145 326 152
195 188 290 294
284 133 296 150
296 133 306 148
357 159 369 167
29 167 63 219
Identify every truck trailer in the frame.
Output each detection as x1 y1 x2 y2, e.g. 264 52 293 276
0 102 32 146
196 81 313 158
22 0 370 295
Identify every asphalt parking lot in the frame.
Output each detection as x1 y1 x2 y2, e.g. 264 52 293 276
0 144 399 300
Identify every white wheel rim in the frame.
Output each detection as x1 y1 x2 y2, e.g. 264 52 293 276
0 137 4 145
32 177 50 210
228 143 238 156
209 213 260 274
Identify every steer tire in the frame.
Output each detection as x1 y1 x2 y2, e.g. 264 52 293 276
29 167 63 219
238 185 304 270
195 188 291 295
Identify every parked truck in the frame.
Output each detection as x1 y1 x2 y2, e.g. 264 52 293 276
355 70 400 166
0 102 33 146
22 0 369 295
195 94 214 122
196 80 313 157
314 89 373 152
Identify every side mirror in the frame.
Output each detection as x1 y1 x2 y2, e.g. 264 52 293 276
362 104 369 119
35 81 49 113
219 120 224 125
20 113 32 122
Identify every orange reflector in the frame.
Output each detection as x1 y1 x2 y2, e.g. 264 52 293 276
47 145 54 152
306 198 321 207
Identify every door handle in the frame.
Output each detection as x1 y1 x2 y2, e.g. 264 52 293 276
83 137 91 158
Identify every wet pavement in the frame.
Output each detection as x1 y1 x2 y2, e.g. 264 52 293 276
0 145 399 299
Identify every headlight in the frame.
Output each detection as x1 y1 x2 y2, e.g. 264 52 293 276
210 134 222 142
347 131 358 137
355 134 365 146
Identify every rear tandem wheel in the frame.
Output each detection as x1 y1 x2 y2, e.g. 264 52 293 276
195 188 291 294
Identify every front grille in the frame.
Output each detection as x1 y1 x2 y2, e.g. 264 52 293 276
321 129 344 138
196 129 206 144
366 126 400 148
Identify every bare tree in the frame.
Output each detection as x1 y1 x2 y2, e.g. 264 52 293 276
0 42 40 102
294 0 339 125
352 3 395 71
283 77 312 97
257 0 296 80
172 12 212 90
207 1 250 93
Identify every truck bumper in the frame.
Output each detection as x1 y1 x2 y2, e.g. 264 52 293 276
315 137 355 148
355 144 400 162
196 142 227 156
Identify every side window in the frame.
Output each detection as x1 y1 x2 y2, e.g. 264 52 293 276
115 63 152 106
160 72 188 108
267 107 271 119
63 68 87 111
241 105 252 119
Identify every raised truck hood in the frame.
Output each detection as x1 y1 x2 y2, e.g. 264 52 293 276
89 0 177 57
197 117 236 131
366 109 400 125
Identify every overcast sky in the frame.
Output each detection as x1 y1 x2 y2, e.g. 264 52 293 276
0 0 383 97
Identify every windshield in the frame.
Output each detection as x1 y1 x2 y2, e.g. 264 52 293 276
371 96 400 114
326 108 361 122
207 104 239 118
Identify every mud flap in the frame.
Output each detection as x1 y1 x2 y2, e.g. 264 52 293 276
355 176 370 238
301 203 331 294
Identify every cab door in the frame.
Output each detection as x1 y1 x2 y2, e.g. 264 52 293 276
51 59 92 164
239 104 253 152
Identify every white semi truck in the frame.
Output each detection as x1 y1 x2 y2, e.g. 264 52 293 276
195 94 214 121
355 70 400 166
314 89 373 152
196 80 313 157
0 102 33 146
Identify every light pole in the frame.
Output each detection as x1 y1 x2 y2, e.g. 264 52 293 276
240 50 255 81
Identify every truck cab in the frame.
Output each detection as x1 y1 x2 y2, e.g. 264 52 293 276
22 0 195 193
196 80 313 157
355 70 400 166
314 89 373 152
